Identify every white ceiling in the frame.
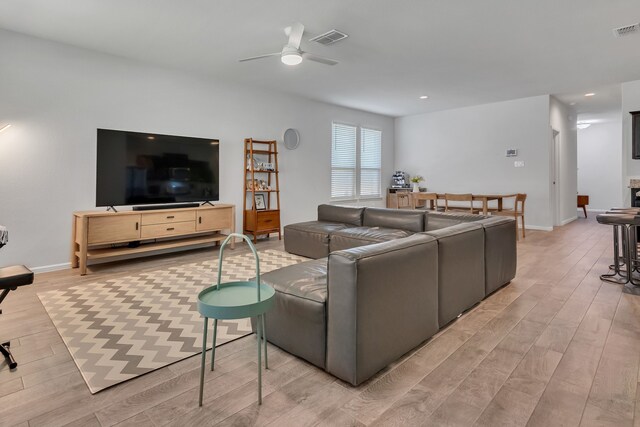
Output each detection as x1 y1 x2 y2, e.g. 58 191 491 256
1 0 640 117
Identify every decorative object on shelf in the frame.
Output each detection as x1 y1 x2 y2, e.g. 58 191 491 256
410 175 424 193
284 128 300 150
254 194 266 210
258 162 275 171
244 138 281 242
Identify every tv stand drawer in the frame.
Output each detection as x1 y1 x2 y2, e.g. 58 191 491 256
142 211 196 225
141 221 196 239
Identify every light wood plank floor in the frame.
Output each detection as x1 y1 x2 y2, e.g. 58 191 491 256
1 217 640 426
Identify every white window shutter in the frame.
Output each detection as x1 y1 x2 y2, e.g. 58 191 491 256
331 123 357 199
360 128 382 198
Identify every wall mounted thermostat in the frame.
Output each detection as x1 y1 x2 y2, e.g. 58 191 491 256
506 149 518 157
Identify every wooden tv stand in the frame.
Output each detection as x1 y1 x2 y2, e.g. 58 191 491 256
71 204 235 275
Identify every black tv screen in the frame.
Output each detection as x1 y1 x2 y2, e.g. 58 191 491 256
96 129 219 207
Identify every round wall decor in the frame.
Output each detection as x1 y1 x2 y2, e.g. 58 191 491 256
283 128 300 150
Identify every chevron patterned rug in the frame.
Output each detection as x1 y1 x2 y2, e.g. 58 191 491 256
37 249 307 393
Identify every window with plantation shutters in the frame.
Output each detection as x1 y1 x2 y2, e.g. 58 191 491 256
331 123 357 199
360 128 382 198
331 122 382 200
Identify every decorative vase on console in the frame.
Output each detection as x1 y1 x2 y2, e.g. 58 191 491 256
410 175 424 193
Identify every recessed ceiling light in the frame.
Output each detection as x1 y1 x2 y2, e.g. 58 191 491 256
419 95 429 99
584 93 595 97
147 136 155 140
0 124 11 133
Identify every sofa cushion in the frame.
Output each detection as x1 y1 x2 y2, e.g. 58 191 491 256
254 258 328 368
422 223 485 327
476 217 517 295
318 204 364 226
424 211 485 231
284 221 350 259
329 226 414 252
363 207 425 232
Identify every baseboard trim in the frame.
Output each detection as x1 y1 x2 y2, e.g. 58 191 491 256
580 208 607 213
31 262 71 274
522 225 554 232
560 216 577 226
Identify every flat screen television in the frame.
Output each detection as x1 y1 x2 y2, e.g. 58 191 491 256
96 129 219 207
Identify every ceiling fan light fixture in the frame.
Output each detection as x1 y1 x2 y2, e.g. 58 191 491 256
281 52 302 65
281 45 302 65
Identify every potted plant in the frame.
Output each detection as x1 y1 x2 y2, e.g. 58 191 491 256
410 175 424 193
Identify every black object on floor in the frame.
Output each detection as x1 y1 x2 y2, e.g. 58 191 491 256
0 264 34 370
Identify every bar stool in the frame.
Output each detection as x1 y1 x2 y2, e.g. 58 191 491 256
607 208 640 272
596 213 640 288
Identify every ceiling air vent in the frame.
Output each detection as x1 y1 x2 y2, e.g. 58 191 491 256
613 23 640 37
309 29 348 46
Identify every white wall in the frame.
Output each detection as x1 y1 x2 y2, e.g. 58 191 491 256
0 30 394 270
623 79 640 204
577 121 623 211
394 95 554 228
549 96 578 225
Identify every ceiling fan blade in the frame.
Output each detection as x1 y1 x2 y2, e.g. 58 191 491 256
285 22 304 49
238 53 280 62
302 52 338 66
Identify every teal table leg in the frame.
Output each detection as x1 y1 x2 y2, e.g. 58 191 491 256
256 316 262 404
261 314 268 369
210 318 218 371
199 316 208 407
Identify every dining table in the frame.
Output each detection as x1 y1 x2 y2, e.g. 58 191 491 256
411 192 507 215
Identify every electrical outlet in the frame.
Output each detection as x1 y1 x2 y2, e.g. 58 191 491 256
514 161 525 168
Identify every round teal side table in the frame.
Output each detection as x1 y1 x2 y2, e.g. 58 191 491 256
197 233 275 407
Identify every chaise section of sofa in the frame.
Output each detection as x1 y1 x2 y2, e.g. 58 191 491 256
253 258 329 368
477 216 517 295
284 205 364 259
326 234 439 385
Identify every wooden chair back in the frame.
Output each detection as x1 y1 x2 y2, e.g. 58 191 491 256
444 193 474 213
414 192 438 210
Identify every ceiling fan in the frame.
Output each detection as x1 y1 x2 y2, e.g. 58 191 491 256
239 23 338 66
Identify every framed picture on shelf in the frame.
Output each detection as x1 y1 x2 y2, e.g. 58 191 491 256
254 194 266 210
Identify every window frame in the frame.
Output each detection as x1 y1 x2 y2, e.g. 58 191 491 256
330 121 383 202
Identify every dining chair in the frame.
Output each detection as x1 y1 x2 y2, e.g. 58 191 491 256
493 193 527 240
412 192 439 210
444 193 479 214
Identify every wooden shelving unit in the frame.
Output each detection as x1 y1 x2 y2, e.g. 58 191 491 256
243 138 281 242
71 204 235 275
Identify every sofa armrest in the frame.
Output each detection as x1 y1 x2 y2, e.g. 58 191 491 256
326 234 439 385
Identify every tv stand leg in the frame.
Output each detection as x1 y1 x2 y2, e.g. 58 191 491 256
200 201 215 207
106 206 118 212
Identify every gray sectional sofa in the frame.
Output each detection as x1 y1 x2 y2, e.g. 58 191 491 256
255 205 517 386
